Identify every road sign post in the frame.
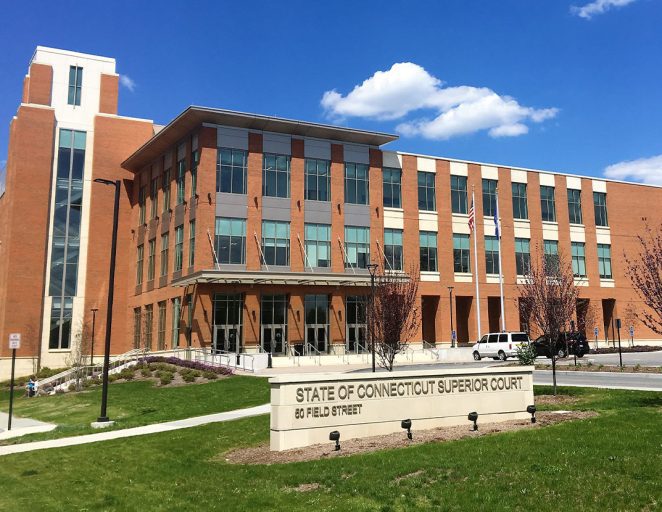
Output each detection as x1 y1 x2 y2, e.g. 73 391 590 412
593 327 599 350
629 326 634 348
7 333 21 431
616 318 623 368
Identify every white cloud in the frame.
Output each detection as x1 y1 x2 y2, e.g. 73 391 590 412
119 74 136 92
571 0 637 19
604 154 662 185
321 62 558 140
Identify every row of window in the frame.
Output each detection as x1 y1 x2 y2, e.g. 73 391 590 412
133 296 192 350
136 221 195 285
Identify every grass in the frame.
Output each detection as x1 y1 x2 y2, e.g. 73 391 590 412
0 376 269 445
0 386 659 511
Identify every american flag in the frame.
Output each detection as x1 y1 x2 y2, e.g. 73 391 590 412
468 198 475 232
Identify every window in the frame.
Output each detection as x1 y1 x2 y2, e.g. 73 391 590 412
139 185 147 225
176 156 185 205
419 231 438 272
418 172 436 211
344 226 370 269
136 244 144 285
157 301 167 350
512 183 528 220
543 239 559 274
162 168 171 213
262 220 290 266
304 223 331 268
453 234 471 273
571 242 586 277
597 244 612 279
383 168 402 208
305 158 330 202
482 179 497 217
160 233 169 277
67 66 83 106
172 298 181 348
215 218 246 265
263 153 290 198
383 228 403 270
217 148 247 194
540 186 556 222
147 239 156 281
133 308 142 349
144 305 153 351
515 238 531 275
485 236 500 275
345 162 369 204
188 220 195 268
191 142 199 198
49 297 72 350
594 192 608 227
568 189 583 224
174 225 184 272
451 175 468 214
150 176 159 220
346 296 367 352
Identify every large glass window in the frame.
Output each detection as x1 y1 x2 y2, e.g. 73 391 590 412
157 301 167 350
383 168 402 208
49 297 72 350
150 176 159 220
213 294 244 353
540 186 557 222
176 156 185 205
147 239 156 281
172 297 181 348
139 185 147 225
305 158 330 202
133 308 142 349
305 294 329 353
263 153 290 198
162 168 171 213
419 231 438 272
512 183 528 220
346 296 367 353
215 217 246 265
597 243 612 279
482 179 497 217
217 148 247 194
453 234 471 273
568 189 583 224
345 162 369 204
160 233 169 277
262 220 290 266
136 244 144 285
543 239 559 273
188 220 195 268
515 238 531 275
190 142 199 198
485 235 500 274
67 66 83 106
451 175 468 214
383 228 403 271
418 172 436 211
174 225 184 272
304 223 331 268
594 192 608 227
344 226 370 269
144 305 153 351
572 242 586 277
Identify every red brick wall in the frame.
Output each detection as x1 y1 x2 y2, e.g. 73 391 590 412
99 74 119 115
26 63 53 106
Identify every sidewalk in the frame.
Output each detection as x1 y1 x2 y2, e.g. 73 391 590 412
0 412 56 440
0 403 270 457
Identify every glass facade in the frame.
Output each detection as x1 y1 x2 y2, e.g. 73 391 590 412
304 223 331 268
262 220 290 266
304 158 330 202
540 185 556 222
382 168 402 208
344 226 370 269
217 148 247 194
263 153 290 198
419 231 438 272
345 162 369 204
215 217 246 265
418 172 436 211
383 228 403 271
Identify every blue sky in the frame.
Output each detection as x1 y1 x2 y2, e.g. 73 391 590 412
1 0 661 186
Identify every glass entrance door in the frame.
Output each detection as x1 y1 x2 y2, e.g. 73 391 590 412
261 295 288 354
305 295 329 354
346 295 368 353
212 294 243 354
213 326 240 353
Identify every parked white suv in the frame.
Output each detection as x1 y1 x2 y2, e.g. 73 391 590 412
472 332 531 361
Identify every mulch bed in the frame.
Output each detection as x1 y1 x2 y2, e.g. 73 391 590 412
535 364 661 374
221 410 596 465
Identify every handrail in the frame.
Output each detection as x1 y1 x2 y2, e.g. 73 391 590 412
305 342 322 365
254 231 269 271
421 341 440 360
338 237 356 274
297 233 315 272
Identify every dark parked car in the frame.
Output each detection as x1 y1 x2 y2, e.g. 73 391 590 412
532 332 590 358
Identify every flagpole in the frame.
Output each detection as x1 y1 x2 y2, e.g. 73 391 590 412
495 187 506 331
471 188 482 338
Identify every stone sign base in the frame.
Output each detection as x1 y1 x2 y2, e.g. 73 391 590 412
269 366 534 451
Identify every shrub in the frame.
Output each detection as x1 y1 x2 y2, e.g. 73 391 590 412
68 383 76 392
138 356 234 376
202 371 218 380
140 368 152 377
119 368 135 380
109 374 120 383
516 343 537 366
82 379 94 389
159 371 174 386
182 372 197 383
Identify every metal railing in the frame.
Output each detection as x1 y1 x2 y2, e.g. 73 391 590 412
305 342 322 365
421 341 440 360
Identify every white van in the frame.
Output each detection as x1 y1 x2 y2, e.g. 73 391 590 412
472 332 531 361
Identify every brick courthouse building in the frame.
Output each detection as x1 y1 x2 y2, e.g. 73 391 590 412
1 47 660 378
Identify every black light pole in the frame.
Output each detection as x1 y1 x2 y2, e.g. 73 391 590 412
367 263 378 373
94 178 121 424
448 286 455 348
90 307 98 367
616 318 623 368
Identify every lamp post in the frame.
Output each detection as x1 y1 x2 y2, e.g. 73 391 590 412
448 286 455 348
93 178 120 425
367 263 379 373
90 307 98 367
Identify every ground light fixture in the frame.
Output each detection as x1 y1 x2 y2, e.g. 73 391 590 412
468 411 478 431
527 405 537 424
401 419 413 440
329 430 341 451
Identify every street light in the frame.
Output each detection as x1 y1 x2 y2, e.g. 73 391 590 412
367 263 379 373
448 286 455 348
90 307 98 366
93 178 121 426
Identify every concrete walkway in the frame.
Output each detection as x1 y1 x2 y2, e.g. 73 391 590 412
0 403 270 457
0 412 57 441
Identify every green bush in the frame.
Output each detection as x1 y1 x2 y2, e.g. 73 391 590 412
140 368 152 377
158 371 174 386
119 368 135 380
202 371 218 380
516 342 538 366
182 372 196 383
82 379 94 389
68 383 76 392
109 374 120 383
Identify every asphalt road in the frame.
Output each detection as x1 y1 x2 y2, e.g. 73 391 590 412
533 370 662 391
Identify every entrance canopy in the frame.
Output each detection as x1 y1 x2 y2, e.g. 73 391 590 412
171 269 375 288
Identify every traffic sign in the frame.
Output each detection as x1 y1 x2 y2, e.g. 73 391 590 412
593 327 599 338
629 326 634 337
451 330 457 341
8 333 20 350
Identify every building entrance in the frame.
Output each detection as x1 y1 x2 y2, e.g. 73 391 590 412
212 294 243 354
305 295 329 354
346 296 368 353
261 295 288 354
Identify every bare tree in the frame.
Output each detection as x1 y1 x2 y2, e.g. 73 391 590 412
624 224 662 335
518 248 579 395
65 321 92 391
368 265 421 371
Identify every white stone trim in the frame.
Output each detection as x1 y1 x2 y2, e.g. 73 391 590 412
541 222 559 241
511 169 528 183
569 225 585 243
454 272 472 283
383 208 404 229
421 271 440 282
418 156 436 173
450 161 468 176
481 165 498 179
566 176 582 190
596 227 611 244
513 220 531 239
539 173 555 187
452 213 470 234
418 212 438 232
592 179 607 193
600 278 615 288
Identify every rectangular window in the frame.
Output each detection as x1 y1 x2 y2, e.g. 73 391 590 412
594 192 608 227
174 225 184 272
217 148 247 194
150 176 159 220
512 183 528 220
139 186 147 225
144 305 153 351
383 228 403 270
344 162 369 205
157 301 167 350
304 223 331 268
133 308 142 349
543 239 559 273
568 189 583 224
262 220 290 266
162 168 171 213
67 66 83 106
597 243 612 279
382 168 402 208
571 241 586 277
453 234 471 273
191 145 199 198
160 233 169 277
485 235 500 274
176 157 185 205
147 239 156 281
172 297 181 348
188 220 195 268
304 158 330 202
215 217 246 265
263 153 291 198
515 238 531 275
136 244 144 285
48 297 72 350
482 179 497 217
451 175 468 214
540 185 557 222
344 226 370 269
418 171 436 211
419 231 438 272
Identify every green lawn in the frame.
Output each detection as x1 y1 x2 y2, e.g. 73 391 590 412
0 386 659 511
0 376 270 445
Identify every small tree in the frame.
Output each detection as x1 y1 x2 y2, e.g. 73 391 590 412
65 321 92 391
368 265 420 371
518 248 579 395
